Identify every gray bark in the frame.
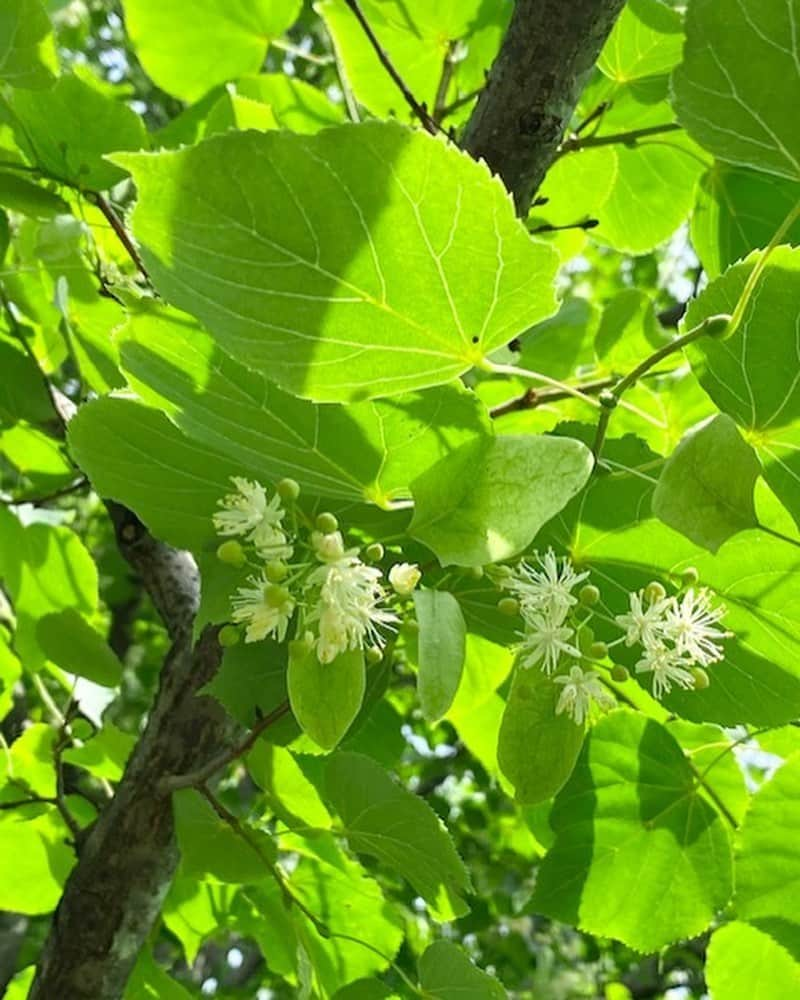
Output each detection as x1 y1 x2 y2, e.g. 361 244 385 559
462 0 627 213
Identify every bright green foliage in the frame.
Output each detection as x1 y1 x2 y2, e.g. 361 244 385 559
705 922 800 999
9 73 148 189
0 810 74 913
247 743 332 830
673 0 800 180
735 754 800 928
1 722 56 797
115 124 559 401
417 940 506 999
326 751 471 920
232 75 345 133
497 666 585 805
36 608 123 686
204 90 279 136
413 589 466 721
532 711 733 951
0 0 57 89
410 434 593 566
598 0 683 83
123 0 302 101
653 413 761 551
288 646 366 750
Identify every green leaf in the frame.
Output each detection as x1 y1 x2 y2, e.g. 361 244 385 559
685 246 800 526
36 608 122 687
173 789 273 883
162 877 230 964
673 0 800 180
595 288 665 373
531 711 733 951
598 0 684 83
0 170 69 218
204 88 279 136
9 73 147 190
125 950 194 1000
497 667 585 805
205 640 295 738
417 940 506 999
1 723 55 798
325 751 471 921
665 720 748 825
653 413 761 552
68 396 244 551
233 75 345 133
288 647 365 751
123 0 302 101
0 809 74 913
413 589 466 721
333 981 397 1000
62 724 135 783
247 743 332 830
410 434 593 567
735 754 800 928
0 0 57 89
0 333 55 426
517 297 599 381
691 165 800 278
119 306 490 505
0 637 21 721
114 123 559 402
706 922 800 1000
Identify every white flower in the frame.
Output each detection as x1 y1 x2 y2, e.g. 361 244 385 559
635 644 695 699
214 477 292 559
388 562 421 596
519 611 580 675
312 530 346 562
505 548 589 621
616 589 671 649
554 666 614 726
661 588 728 666
308 556 398 663
231 574 295 643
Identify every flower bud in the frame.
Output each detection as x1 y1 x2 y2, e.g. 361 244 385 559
366 646 383 664
497 597 519 616
216 540 246 567
610 663 629 683
681 567 700 587
312 530 346 562
263 584 291 608
645 581 667 604
468 565 484 580
589 641 608 659
577 625 595 654
219 624 241 648
276 478 300 501
599 390 618 410
365 542 385 562
579 584 600 606
389 562 421 596
316 511 339 533
265 560 288 583
691 666 710 690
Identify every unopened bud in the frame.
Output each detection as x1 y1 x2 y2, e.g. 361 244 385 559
497 597 519 616
276 478 300 501
579 584 600 606
681 567 699 587
389 562 421 596
691 666 710 690
610 664 629 683
589 641 608 659
266 560 288 583
316 512 339 533
365 542 385 562
599 390 618 410
645 581 667 604
219 624 241 648
216 540 246 567
263 584 291 608
468 565 484 580
366 646 383 664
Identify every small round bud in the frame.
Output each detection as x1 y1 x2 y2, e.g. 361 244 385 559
219 625 241 648
316 512 339 533
468 565 484 580
703 313 732 340
577 625 595 654
589 641 608 659
497 597 519 616
216 540 246 567
388 562 422 596
366 646 383 664
681 567 700 587
691 666 710 690
365 542 385 562
645 581 667 604
610 663 629 683
265 560 288 583
579 584 600 606
599 390 618 410
276 478 300 502
263 584 291 608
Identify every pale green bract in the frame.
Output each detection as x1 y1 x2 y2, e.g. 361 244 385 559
114 123 559 402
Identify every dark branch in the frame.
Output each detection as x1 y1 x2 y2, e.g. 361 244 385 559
462 0 627 212
87 192 151 283
558 121 682 156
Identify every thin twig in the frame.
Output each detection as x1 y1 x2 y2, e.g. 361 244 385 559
343 0 439 134
573 100 610 135
438 86 483 120
88 192 151 282
529 217 599 234
0 795 56 810
490 376 617 419
558 122 682 156
159 699 291 793
433 41 458 123
9 477 88 506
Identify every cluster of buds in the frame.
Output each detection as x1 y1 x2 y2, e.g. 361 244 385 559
493 549 729 725
213 477 420 664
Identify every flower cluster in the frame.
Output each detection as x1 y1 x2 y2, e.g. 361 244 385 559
495 549 730 726
213 477 415 663
617 585 729 698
